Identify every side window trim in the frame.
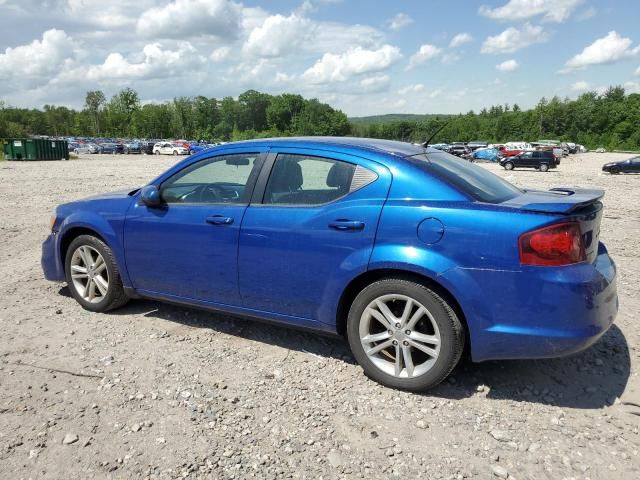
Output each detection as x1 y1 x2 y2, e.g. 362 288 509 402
159 151 266 206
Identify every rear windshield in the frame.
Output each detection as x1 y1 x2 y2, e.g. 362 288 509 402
410 151 521 204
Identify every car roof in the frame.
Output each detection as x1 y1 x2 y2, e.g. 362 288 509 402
219 136 436 158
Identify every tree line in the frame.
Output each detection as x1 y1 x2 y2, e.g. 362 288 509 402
352 86 640 151
0 88 350 141
1 86 639 150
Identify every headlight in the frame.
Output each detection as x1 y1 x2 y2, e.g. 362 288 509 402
49 215 57 232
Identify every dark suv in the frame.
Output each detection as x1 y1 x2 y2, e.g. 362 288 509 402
500 150 558 172
449 143 471 157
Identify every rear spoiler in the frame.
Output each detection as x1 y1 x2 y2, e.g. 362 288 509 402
502 187 604 214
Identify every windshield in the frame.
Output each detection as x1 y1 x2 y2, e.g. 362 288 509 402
410 151 521 204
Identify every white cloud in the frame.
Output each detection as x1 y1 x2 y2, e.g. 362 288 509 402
571 80 591 91
479 0 584 23
564 31 640 70
302 45 402 84
398 84 425 95
496 59 519 71
136 0 241 40
0 29 79 81
65 0 155 29
481 23 547 54
636 65 640 76
407 44 442 69
449 33 473 48
623 81 640 94
85 42 204 81
387 13 413 31
243 14 311 57
210 46 231 62
359 74 390 92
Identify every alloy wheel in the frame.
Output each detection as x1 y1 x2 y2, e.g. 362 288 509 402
359 294 441 378
70 245 109 303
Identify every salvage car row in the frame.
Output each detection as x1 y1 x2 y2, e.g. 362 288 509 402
67 138 224 156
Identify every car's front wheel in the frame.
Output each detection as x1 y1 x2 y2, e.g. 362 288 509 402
503 161 514 170
65 235 129 312
347 278 465 391
610 167 620 174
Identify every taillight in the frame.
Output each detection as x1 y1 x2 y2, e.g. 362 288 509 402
519 222 586 266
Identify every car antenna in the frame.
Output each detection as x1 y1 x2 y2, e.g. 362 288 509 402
421 122 449 148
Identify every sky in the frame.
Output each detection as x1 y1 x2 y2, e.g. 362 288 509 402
0 0 639 117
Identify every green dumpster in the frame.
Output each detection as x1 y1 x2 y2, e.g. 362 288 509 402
2 138 69 161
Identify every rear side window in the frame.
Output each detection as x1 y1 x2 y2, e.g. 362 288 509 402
264 154 357 205
411 151 521 204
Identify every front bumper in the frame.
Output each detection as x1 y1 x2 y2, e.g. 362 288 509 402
41 233 65 282
444 245 618 362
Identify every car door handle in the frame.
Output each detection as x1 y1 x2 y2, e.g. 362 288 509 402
206 215 234 225
329 220 365 231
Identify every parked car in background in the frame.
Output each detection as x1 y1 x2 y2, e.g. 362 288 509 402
98 143 124 154
124 142 144 154
497 145 523 158
189 142 214 155
153 142 188 156
73 144 92 154
500 150 559 172
430 143 450 152
140 141 156 155
449 143 471 157
467 140 488 151
41 137 618 391
602 157 640 174
472 147 499 162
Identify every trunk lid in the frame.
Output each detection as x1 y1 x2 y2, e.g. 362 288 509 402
502 187 604 263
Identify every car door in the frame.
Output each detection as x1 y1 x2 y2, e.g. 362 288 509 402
124 150 266 305
238 148 391 323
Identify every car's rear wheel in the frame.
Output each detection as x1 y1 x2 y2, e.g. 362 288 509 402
504 161 514 170
65 235 129 312
539 163 549 172
347 279 465 391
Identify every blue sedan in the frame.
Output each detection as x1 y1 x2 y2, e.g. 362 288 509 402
41 137 618 390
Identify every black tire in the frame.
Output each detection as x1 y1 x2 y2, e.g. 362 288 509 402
539 163 549 172
610 167 620 174
64 235 129 312
504 161 514 170
173 150 178 156
346 278 465 391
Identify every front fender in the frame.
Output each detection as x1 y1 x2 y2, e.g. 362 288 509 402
58 210 131 287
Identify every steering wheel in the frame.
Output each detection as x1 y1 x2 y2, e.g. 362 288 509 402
177 184 224 203
195 184 226 203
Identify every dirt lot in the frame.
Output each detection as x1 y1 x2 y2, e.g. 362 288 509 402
0 151 638 480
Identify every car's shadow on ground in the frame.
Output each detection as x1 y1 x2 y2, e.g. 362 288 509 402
74 290 630 410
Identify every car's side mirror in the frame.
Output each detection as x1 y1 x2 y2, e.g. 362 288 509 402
140 185 162 207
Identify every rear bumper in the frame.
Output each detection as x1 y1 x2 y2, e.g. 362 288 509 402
41 233 65 282
444 245 618 361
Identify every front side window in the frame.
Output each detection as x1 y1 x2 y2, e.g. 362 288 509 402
161 153 259 204
264 154 356 205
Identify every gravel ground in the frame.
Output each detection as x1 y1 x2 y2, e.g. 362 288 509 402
0 151 638 480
